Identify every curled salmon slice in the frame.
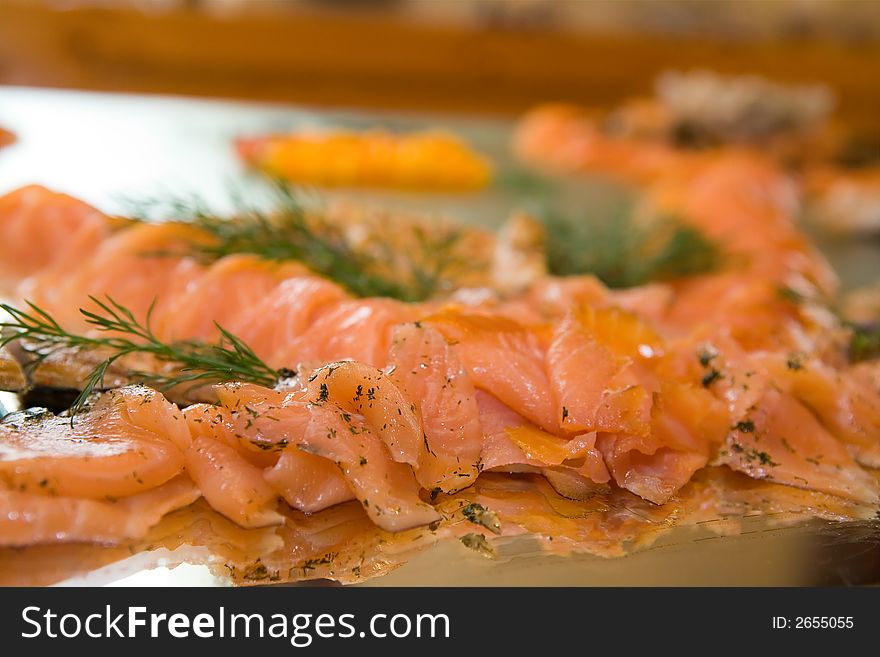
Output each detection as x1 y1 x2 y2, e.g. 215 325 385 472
184 401 279 468
504 425 609 483
303 361 422 466
388 323 483 492
597 432 709 505
300 403 440 532
184 434 283 528
183 386 294 528
214 383 311 457
476 390 610 498
427 310 557 431
715 388 878 504
547 313 623 431
190 383 356 515
547 311 653 436
476 391 544 472
263 449 354 514
663 274 804 351
651 381 729 455
595 382 727 504
210 378 433 526
0 386 188 499
0 475 198 547
658 331 769 421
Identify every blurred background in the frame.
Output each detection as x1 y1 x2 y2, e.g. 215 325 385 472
1 0 879 126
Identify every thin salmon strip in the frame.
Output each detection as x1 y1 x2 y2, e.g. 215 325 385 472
547 313 624 432
0 386 188 499
184 393 354 516
200 378 436 526
0 185 109 294
183 387 294 527
184 401 280 468
299 403 441 532
477 390 545 472
0 475 198 547
651 382 729 455
715 388 878 504
513 104 691 183
212 382 311 461
505 425 610 485
594 381 728 504
388 323 483 492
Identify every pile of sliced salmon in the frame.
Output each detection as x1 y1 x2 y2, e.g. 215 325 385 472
0 111 877 582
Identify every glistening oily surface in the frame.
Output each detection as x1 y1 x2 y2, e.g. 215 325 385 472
0 88 878 586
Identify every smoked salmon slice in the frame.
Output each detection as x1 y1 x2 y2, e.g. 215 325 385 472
715 387 878 504
223 275 348 366
0 186 109 295
426 310 558 431
762 354 880 468
298 402 441 532
263 448 354 514
184 375 440 532
17 222 207 333
184 434 284 529
0 475 198 547
150 254 308 343
388 322 483 492
0 386 189 499
0 385 196 547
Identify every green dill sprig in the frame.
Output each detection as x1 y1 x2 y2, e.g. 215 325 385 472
540 206 719 288
493 165 558 199
128 184 464 302
0 296 280 414
847 322 880 364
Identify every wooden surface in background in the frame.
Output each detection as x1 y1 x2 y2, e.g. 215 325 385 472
1 3 879 125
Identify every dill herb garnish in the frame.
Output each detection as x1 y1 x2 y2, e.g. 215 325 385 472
541 207 719 288
847 323 880 364
459 533 495 558
0 297 280 414
129 185 465 302
494 165 557 199
461 502 502 535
